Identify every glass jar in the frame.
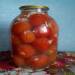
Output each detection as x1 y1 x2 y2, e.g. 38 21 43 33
10 5 59 70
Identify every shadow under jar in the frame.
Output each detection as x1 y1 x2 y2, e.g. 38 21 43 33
10 5 59 71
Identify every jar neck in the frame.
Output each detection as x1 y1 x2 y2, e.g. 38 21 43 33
20 9 48 16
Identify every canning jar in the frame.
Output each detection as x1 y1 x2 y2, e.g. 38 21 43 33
10 5 59 70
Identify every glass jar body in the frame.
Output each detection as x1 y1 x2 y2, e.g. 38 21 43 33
11 6 59 70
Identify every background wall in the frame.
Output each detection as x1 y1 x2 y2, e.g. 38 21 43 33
0 0 75 51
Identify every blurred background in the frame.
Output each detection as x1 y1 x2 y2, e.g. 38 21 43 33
0 0 75 51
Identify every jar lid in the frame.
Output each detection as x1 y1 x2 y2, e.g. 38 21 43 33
19 5 49 11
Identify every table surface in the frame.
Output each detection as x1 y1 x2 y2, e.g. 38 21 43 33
0 65 75 75
0 51 75 75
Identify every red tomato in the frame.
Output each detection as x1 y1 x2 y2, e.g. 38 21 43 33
12 44 18 55
49 45 57 51
20 31 36 43
12 55 25 67
49 34 58 47
29 14 49 26
11 35 21 46
52 35 58 46
11 21 31 35
33 37 49 53
11 35 22 55
48 17 59 36
17 44 36 58
46 45 57 63
34 25 52 37
29 55 49 69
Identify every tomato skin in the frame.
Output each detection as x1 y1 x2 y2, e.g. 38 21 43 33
12 55 25 67
48 34 58 48
29 14 49 26
20 31 36 43
52 35 58 46
47 45 57 63
17 44 36 58
29 55 49 69
11 21 31 35
33 37 50 53
11 35 22 55
48 17 59 36
11 35 21 46
34 25 52 37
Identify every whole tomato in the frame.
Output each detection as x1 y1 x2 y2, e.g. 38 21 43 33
17 44 36 58
29 55 49 69
12 55 25 67
46 46 57 63
11 35 22 55
52 34 58 46
29 13 49 26
33 37 50 53
48 17 59 37
11 21 31 35
48 34 58 47
11 35 21 46
34 25 52 37
20 31 36 43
